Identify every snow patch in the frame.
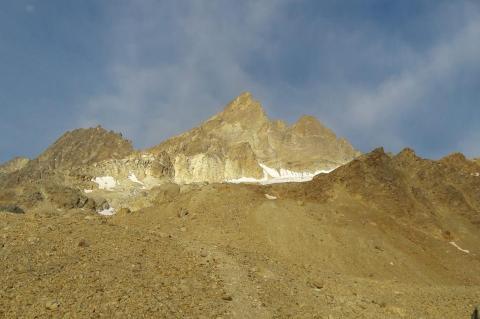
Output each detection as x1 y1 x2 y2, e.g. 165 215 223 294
449 241 470 254
226 176 263 183
84 189 93 194
141 154 154 159
128 172 144 185
265 194 277 200
260 164 281 179
92 176 117 190
227 163 336 185
98 206 116 216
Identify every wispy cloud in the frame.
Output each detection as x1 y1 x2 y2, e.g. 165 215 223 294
78 1 480 157
25 4 35 13
340 9 480 152
80 0 287 147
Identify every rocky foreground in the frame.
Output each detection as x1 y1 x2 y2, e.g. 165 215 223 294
1 147 480 318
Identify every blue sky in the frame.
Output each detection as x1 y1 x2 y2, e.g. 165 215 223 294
1 0 479 163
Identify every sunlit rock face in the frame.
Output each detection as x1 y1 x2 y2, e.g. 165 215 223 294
150 92 361 184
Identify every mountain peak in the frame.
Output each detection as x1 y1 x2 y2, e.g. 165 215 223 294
36 127 134 169
237 91 253 100
218 92 267 125
294 115 324 129
395 148 420 161
292 115 335 138
224 91 261 109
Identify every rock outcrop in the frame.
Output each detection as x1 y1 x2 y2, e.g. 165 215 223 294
0 157 29 175
78 151 174 190
36 126 134 170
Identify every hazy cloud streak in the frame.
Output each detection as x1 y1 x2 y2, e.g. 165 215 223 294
77 1 480 158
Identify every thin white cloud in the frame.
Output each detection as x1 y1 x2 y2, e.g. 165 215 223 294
346 15 480 128
323 7 480 153
78 1 480 157
79 1 287 148
25 4 35 13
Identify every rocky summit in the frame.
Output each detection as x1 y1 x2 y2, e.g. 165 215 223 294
1 93 480 318
151 92 360 183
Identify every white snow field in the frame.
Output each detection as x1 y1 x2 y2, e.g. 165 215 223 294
97 206 116 216
227 163 336 185
449 241 470 254
265 194 277 200
92 176 117 190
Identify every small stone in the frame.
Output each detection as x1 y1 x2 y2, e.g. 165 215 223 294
0 205 25 214
177 208 189 218
221 295 233 301
78 239 89 248
27 237 39 244
200 250 208 257
308 279 324 290
45 300 60 310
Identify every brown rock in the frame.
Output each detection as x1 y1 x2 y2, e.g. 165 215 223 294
78 239 89 248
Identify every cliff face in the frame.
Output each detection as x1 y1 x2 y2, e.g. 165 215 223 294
150 92 360 183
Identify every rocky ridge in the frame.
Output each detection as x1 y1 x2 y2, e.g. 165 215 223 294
1 92 360 193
